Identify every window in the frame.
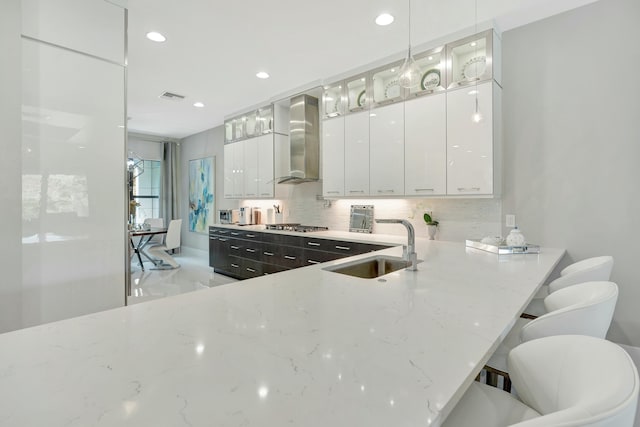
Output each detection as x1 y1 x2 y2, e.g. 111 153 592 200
130 160 161 223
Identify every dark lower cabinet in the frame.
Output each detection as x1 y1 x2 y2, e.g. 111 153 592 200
209 227 393 280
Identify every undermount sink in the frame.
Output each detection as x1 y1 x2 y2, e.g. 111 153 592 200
323 255 417 279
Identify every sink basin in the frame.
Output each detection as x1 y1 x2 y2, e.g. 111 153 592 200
323 255 415 279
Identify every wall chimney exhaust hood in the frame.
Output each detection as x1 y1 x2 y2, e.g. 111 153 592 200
277 94 320 184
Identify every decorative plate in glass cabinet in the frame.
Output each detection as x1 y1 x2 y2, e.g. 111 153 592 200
371 62 404 107
346 74 368 112
323 83 344 118
408 47 445 97
446 30 494 88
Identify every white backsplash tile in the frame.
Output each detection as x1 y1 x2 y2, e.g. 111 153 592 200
241 182 502 242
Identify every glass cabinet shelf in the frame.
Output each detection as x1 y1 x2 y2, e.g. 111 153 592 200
224 121 234 142
323 83 344 118
258 105 273 134
447 30 493 88
371 61 403 106
244 110 259 137
408 47 445 97
233 117 245 140
346 74 368 112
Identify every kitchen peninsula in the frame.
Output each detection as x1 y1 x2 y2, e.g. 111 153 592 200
0 237 564 426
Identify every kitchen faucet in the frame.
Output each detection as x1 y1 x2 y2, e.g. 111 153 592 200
375 219 418 271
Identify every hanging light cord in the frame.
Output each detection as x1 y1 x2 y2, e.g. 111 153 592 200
474 0 479 116
408 0 412 53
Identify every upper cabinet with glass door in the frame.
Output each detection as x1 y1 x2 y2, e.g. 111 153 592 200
371 61 404 108
407 47 446 98
346 73 368 113
224 120 234 143
258 105 273 134
244 110 259 138
322 83 345 119
447 30 499 89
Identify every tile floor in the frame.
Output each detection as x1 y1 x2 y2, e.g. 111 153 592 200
128 247 237 305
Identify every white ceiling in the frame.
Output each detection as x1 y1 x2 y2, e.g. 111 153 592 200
126 0 597 139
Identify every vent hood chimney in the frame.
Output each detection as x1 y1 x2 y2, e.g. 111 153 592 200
277 94 319 184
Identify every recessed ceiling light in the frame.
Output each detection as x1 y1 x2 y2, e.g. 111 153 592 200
146 31 166 42
193 102 205 108
375 13 394 26
256 71 270 79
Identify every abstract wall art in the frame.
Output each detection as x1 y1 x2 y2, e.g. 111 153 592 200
188 157 215 233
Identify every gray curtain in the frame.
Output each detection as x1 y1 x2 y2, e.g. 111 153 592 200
162 141 180 251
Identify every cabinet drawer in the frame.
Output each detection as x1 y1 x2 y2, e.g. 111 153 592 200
303 249 342 266
241 258 263 279
278 247 305 269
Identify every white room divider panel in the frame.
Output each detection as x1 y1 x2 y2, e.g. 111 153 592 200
19 0 127 328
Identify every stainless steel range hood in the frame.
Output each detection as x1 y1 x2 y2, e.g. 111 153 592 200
277 94 319 184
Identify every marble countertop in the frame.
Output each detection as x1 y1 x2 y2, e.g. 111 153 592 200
0 239 564 426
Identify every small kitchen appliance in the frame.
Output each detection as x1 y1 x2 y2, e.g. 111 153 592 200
238 207 253 225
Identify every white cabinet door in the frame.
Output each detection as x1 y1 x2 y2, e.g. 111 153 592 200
405 93 447 196
322 117 345 197
446 81 494 195
243 138 259 198
223 143 234 198
232 142 245 198
370 102 404 196
344 111 370 196
257 134 274 198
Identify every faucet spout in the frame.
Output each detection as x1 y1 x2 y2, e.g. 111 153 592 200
375 219 418 271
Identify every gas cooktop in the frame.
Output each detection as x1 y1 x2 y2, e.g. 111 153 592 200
265 223 329 233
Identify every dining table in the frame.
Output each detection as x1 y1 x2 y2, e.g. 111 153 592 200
129 227 167 271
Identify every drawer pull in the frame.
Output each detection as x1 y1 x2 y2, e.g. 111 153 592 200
246 234 255 238
307 260 320 264
219 230 229 234
377 190 395 193
260 193 271 196
246 267 256 273
335 245 351 251
263 252 274 256
457 187 481 192
307 242 321 247
326 191 340 194
284 255 296 260
231 263 239 268
231 245 240 250
349 190 365 193
415 188 434 192
218 238 228 242
246 193 256 196
230 232 240 236
246 248 256 253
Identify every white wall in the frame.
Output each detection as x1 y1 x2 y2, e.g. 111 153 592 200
502 0 640 345
0 0 23 332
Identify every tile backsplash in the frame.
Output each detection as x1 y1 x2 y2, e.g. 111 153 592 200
241 182 502 242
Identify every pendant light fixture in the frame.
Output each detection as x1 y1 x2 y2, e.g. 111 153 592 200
471 0 483 123
398 0 421 89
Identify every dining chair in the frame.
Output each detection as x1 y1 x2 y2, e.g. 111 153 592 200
486 281 618 391
147 219 182 269
443 335 639 427
144 217 164 245
524 255 614 317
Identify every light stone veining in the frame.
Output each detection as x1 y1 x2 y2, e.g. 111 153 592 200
0 239 564 426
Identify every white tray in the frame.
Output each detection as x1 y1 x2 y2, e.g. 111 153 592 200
465 239 540 255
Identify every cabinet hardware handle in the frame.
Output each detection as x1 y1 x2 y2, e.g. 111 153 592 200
246 193 256 196
457 187 481 191
261 193 271 196
415 188 434 192
246 268 256 273
231 245 240 250
246 248 256 253
284 255 296 260
307 260 320 264
307 242 320 246
246 234 255 238
263 252 274 256
349 190 365 193
335 245 351 251
209 237 217 240
327 191 340 194
231 263 239 268
219 230 229 234
219 238 228 242
231 232 239 236
377 190 395 193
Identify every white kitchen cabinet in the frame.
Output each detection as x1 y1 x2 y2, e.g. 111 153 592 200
322 117 345 197
446 81 500 196
257 134 274 198
404 92 447 196
370 102 404 196
243 137 259 198
344 111 370 196
223 142 245 198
